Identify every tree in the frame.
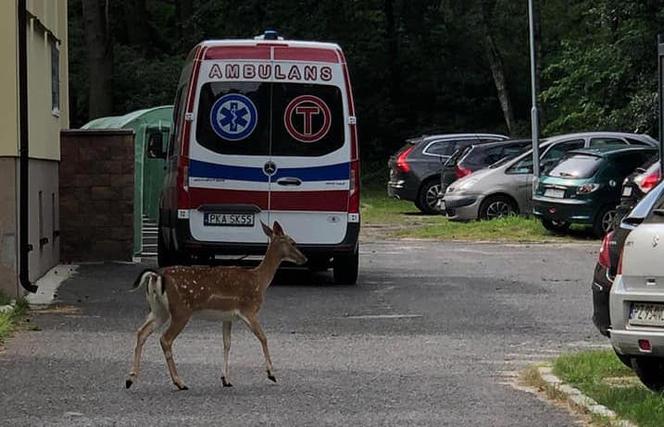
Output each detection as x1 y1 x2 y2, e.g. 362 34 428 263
82 0 113 119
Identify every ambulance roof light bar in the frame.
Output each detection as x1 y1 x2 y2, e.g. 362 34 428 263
255 29 284 41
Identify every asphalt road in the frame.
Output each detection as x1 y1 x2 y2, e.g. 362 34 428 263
0 240 604 426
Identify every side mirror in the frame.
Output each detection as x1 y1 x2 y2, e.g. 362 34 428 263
146 131 166 159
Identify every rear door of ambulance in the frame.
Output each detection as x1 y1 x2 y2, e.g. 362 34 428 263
187 44 272 245
268 45 353 245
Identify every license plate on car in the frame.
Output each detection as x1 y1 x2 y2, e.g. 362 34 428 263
204 212 255 227
622 186 633 197
629 303 664 327
544 188 565 198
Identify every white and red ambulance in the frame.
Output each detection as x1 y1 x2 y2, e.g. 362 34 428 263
152 31 360 284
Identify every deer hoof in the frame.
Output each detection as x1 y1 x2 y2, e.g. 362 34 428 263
125 379 133 389
267 374 277 383
175 383 189 391
221 377 233 387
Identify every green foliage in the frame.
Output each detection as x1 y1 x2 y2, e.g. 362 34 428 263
554 350 664 427
68 0 664 163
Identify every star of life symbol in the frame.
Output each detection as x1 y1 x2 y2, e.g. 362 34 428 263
210 94 258 141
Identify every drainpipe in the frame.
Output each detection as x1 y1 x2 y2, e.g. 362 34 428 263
18 0 37 293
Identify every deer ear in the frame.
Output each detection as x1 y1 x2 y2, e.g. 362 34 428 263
261 221 273 238
272 221 284 236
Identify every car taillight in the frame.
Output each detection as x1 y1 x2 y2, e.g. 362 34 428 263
396 145 415 173
348 160 360 213
598 231 613 269
455 165 472 179
617 248 624 275
637 170 661 194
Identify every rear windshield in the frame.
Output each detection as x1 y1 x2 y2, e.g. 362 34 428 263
546 155 602 179
196 81 344 157
463 143 528 168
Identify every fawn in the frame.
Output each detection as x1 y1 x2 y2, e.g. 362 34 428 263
126 221 307 390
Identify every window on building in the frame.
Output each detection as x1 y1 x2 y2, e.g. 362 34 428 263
51 40 60 115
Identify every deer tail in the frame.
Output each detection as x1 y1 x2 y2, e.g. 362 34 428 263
131 269 161 291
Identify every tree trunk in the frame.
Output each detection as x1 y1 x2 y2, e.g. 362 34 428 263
384 0 401 101
82 0 113 119
123 0 150 48
479 0 515 134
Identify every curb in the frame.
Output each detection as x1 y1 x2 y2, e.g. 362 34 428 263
536 366 637 427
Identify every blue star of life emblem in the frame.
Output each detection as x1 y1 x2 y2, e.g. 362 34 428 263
210 93 258 141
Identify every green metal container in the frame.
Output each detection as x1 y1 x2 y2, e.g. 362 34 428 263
83 106 173 255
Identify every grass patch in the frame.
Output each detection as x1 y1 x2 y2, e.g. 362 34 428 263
554 350 664 427
0 293 28 345
361 188 590 242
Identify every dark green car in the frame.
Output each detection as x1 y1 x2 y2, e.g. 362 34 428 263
533 146 657 237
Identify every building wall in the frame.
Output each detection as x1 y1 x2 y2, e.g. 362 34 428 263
0 2 19 158
60 131 135 263
0 0 69 297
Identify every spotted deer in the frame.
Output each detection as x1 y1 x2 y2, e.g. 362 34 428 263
126 221 307 390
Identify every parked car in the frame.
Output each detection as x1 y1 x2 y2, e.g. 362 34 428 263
387 133 508 213
615 159 661 222
434 139 532 210
533 146 656 237
152 32 361 284
441 132 655 221
610 190 664 391
592 180 664 338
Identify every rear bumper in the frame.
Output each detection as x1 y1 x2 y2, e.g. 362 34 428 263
164 212 360 256
532 197 596 225
387 174 420 201
610 275 664 356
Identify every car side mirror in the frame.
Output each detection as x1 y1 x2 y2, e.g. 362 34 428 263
146 130 166 159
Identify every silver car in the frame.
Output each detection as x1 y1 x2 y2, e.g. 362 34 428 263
610 186 664 391
441 132 658 221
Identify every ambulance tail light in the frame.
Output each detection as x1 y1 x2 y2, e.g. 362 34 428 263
396 145 415 173
176 157 191 209
349 160 360 213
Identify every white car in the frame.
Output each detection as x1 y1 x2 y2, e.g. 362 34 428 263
610 199 664 391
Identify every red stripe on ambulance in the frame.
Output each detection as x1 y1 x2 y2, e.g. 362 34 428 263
205 46 271 60
273 47 340 63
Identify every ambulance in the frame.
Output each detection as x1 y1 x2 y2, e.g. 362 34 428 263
149 30 360 284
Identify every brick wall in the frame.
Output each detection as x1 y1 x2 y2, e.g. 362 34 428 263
60 130 135 262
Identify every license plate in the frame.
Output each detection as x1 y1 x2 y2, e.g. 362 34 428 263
629 303 664 327
622 186 633 197
544 188 565 198
204 212 255 227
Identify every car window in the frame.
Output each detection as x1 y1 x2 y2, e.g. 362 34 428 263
589 137 627 148
425 139 478 157
271 83 345 157
506 155 533 174
629 180 664 219
540 139 585 171
625 137 650 146
611 152 655 177
546 154 602 178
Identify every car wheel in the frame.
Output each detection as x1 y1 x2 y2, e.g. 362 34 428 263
417 180 443 215
613 347 632 368
333 246 359 285
631 357 664 392
592 206 617 238
157 227 174 267
541 218 571 234
478 195 516 220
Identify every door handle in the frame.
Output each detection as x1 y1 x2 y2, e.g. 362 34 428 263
276 177 302 186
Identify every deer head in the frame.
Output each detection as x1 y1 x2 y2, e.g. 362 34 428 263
261 221 307 265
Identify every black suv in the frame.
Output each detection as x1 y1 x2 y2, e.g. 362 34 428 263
387 133 508 213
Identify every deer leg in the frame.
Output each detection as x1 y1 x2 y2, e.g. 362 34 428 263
159 314 190 390
221 321 233 387
126 313 163 389
241 315 276 383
